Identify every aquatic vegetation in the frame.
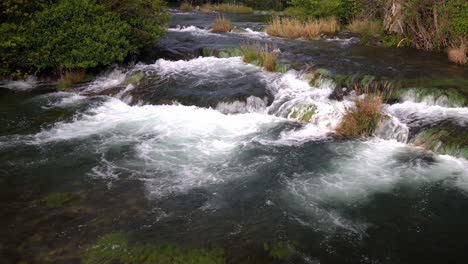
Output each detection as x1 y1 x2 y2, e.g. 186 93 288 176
266 17 338 39
83 232 225 264
203 3 254 14
42 193 75 209
391 87 467 107
413 122 468 159
336 94 383 138
180 2 192 12
289 103 317 123
240 44 278 72
212 16 233 33
263 241 294 260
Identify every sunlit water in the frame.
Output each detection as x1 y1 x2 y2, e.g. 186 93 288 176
0 10 467 264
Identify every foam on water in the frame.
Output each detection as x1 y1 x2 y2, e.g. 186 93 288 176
0 76 38 91
285 139 468 208
83 69 127 93
35 98 285 196
386 101 468 127
168 25 216 36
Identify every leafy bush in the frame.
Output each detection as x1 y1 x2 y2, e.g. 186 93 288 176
99 0 169 49
1 0 168 79
29 0 132 70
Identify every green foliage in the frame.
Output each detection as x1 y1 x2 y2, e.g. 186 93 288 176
100 0 169 49
29 0 132 70
83 232 225 264
447 0 468 37
1 0 168 78
284 0 342 19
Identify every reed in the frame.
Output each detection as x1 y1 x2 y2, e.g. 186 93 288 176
266 17 338 39
180 2 192 12
204 3 253 14
240 44 277 72
212 16 233 33
347 19 383 36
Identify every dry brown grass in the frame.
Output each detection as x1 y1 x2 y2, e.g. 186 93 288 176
266 17 338 39
180 2 192 12
203 3 253 14
347 19 383 36
335 93 383 138
212 16 232 33
448 39 467 65
57 69 86 90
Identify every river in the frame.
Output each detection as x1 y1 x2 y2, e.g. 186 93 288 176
0 9 467 264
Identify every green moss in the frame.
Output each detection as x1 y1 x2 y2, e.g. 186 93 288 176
263 241 294 260
289 103 317 123
42 193 74 209
83 233 225 264
275 63 291 73
123 71 144 86
413 123 468 159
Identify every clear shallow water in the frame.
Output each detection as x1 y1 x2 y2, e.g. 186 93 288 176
1 11 468 264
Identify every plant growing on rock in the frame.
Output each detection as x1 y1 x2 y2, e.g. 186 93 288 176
335 92 383 138
212 16 233 33
240 44 278 72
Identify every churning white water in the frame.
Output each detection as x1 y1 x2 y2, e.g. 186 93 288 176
28 56 468 208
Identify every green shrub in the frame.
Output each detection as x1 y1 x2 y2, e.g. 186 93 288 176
99 0 169 49
29 0 132 70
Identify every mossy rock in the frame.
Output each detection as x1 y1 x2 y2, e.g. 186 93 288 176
263 241 294 260
123 71 145 86
83 233 225 264
42 193 75 209
289 103 317 123
202 47 242 58
391 87 467 107
413 123 468 159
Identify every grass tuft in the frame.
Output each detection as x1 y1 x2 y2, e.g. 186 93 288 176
347 19 383 36
57 69 87 90
448 39 467 65
204 3 254 14
240 44 278 72
180 2 192 12
266 17 338 39
335 91 383 138
212 16 233 33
